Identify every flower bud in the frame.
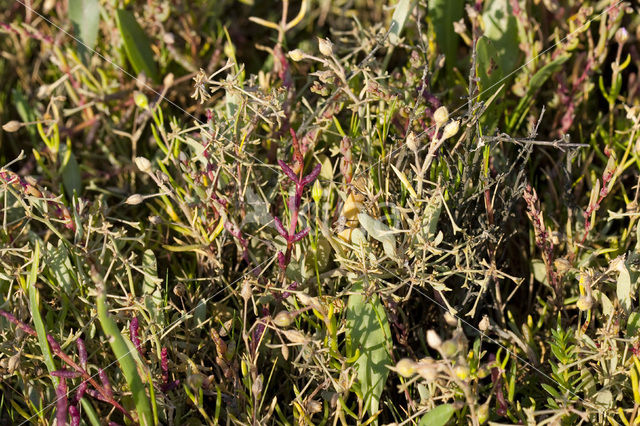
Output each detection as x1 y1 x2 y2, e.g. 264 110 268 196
312 179 323 204
2 120 22 132
125 194 144 205
440 339 459 358
134 92 149 109
318 37 334 56
289 49 305 62
135 156 152 173
441 120 460 140
416 359 438 381
576 295 593 311
453 363 470 380
426 330 442 349
615 27 629 45
433 106 449 126
395 358 417 378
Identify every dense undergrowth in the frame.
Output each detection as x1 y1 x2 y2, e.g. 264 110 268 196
1 0 640 425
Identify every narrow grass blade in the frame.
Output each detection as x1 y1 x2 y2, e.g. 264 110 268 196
27 241 58 387
95 272 153 426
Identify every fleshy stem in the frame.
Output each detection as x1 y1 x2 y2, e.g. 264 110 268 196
274 128 322 274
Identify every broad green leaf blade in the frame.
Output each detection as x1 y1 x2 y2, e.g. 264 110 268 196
616 261 632 313
346 282 392 417
389 0 416 46
418 404 455 426
27 241 58 387
428 0 463 70
482 0 519 77
115 9 159 83
95 274 153 426
357 213 396 258
69 0 100 62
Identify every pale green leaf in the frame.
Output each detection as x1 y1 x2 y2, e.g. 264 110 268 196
346 282 392 417
418 404 455 426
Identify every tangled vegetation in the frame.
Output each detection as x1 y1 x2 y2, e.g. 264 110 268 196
1 0 640 425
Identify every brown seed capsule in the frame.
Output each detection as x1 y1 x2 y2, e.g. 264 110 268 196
2 121 22 132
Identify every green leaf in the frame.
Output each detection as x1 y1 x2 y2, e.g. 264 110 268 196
95 273 153 426
531 259 548 285
68 0 100 62
142 249 164 326
482 0 519 76
115 9 159 83
418 404 455 426
357 213 396 258
27 242 58 387
60 143 82 199
627 312 640 337
508 54 570 132
346 281 392 417
389 0 416 46
428 0 463 70
44 241 75 296
616 262 632 313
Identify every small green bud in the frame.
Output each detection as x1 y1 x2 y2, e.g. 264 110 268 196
273 311 296 327
395 358 417 378
312 179 323 204
134 92 149 109
289 49 305 62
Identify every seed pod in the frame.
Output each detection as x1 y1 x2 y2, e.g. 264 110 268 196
135 156 152 173
453 363 470 380
426 330 442 349
318 37 334 56
125 194 144 205
433 107 449 127
289 49 305 62
273 311 296 327
441 120 460 140
2 120 22 132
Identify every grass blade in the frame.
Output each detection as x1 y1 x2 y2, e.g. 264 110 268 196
94 269 153 426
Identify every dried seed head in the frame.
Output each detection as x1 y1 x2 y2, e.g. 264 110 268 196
443 311 457 327
433 106 449 126
478 315 490 332
318 37 334 56
135 156 152 173
416 358 438 381
2 120 22 132
394 358 417 378
163 72 175 87
252 374 263 398
426 329 442 349
406 132 419 152
441 120 460 140
289 49 305 62
306 399 322 414
125 194 144 205
273 311 296 328
240 279 252 302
